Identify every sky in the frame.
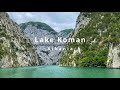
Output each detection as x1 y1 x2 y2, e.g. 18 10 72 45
7 12 80 32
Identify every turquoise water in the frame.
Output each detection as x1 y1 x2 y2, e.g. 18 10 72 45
0 65 120 78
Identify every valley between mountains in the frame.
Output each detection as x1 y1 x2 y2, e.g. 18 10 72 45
1 12 120 69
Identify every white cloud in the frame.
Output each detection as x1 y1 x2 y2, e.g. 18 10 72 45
7 12 79 32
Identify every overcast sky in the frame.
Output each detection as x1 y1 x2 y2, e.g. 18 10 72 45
7 12 79 32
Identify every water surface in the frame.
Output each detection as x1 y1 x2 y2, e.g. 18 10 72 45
0 66 120 78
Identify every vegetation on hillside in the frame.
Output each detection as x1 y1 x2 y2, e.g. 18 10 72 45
60 12 120 67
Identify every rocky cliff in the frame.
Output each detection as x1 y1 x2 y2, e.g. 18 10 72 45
60 12 120 68
0 12 41 68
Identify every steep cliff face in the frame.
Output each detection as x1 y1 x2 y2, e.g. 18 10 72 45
107 44 120 68
20 22 58 65
60 12 120 68
0 12 41 68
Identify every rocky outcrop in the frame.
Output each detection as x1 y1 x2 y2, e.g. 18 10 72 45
72 13 91 37
107 44 120 68
0 12 41 68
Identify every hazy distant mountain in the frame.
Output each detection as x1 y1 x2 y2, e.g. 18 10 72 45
58 29 73 38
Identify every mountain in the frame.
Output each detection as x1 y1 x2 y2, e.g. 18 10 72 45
20 21 58 65
58 29 73 38
0 12 41 68
60 12 120 68
20 21 57 35
20 21 73 65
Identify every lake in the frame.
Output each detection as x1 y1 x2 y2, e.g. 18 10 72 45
0 65 120 78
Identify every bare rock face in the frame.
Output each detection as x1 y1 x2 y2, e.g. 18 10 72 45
107 44 120 68
20 22 59 65
0 12 41 68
